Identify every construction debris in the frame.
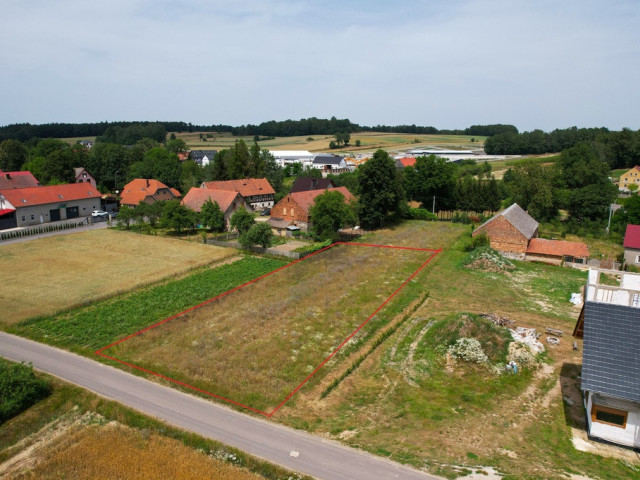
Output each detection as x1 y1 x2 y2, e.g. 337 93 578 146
547 336 560 345
480 313 515 328
546 327 564 337
510 327 545 353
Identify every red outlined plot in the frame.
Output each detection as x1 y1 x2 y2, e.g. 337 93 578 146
95 242 441 417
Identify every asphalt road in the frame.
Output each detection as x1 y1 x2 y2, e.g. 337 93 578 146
0 332 441 480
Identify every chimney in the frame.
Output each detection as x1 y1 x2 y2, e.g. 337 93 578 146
5 173 10 180
146 179 150 188
312 179 317 188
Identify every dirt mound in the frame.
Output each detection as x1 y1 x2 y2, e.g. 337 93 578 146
465 247 515 273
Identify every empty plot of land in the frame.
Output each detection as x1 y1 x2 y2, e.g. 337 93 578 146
104 243 437 414
0 230 234 326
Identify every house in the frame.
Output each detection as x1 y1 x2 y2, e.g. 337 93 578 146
74 167 97 188
623 224 640 267
189 150 217 167
78 140 94 149
395 157 416 169
619 166 640 192
525 238 589 266
0 183 101 228
573 268 640 449
181 187 250 230
270 151 315 169
0 171 40 190
289 177 335 193
268 186 354 234
472 203 539 259
120 179 181 208
312 154 349 176
201 178 275 211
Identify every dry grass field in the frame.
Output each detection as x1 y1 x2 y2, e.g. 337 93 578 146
0 229 234 326
4 422 262 480
110 239 439 413
174 131 485 154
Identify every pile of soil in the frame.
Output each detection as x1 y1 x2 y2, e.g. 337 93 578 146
465 247 516 273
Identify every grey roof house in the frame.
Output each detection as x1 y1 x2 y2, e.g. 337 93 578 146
575 268 640 449
190 150 217 167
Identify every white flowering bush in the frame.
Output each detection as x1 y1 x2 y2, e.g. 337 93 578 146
448 338 489 364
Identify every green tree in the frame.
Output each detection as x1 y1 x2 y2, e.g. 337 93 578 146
0 139 28 171
160 199 197 234
224 140 251 179
329 140 337 149
240 222 273 249
248 143 267 178
355 139 361 147
179 160 204 193
301 165 322 179
357 149 405 229
116 205 135 229
0 359 51 424
309 190 357 241
229 207 254 234
405 155 457 211
129 147 181 189
166 138 187 154
264 151 284 195
504 162 559 222
200 198 225 232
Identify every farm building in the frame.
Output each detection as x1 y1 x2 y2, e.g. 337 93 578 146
472 203 539 259
270 150 315 168
525 238 589 265
0 171 40 190
312 154 350 175
181 187 250 230
290 177 335 193
395 157 416 168
268 186 355 234
201 178 275 211
623 224 640 267
619 166 640 192
0 183 101 228
74 167 97 188
189 150 217 167
120 179 181 208
574 269 640 449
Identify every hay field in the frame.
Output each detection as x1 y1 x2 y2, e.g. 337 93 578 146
110 241 437 413
4 423 261 480
174 131 485 153
0 229 234 326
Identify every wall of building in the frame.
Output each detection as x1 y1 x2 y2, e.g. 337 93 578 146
15 197 99 227
524 253 562 265
624 248 640 267
473 216 529 258
585 391 640 448
270 195 309 226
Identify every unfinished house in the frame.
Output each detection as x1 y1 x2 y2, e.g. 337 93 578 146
472 203 539 260
574 269 640 450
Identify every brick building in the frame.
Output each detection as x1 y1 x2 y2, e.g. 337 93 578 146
268 186 354 234
472 203 539 259
181 187 250 230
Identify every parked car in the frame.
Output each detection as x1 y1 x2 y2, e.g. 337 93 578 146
260 209 271 216
92 210 109 218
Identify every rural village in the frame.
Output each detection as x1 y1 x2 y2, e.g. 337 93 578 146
0 120 639 480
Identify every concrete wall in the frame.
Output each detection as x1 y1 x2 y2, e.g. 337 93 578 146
15 197 100 227
624 248 640 267
586 391 640 448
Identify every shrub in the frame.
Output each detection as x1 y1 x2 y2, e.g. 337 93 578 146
467 232 490 251
0 359 52 424
406 208 437 221
448 337 489 364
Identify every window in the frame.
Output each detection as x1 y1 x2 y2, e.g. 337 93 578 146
291 209 295 216
30 215 34 220
21 216 25 221
592 404 628 428
283 207 287 215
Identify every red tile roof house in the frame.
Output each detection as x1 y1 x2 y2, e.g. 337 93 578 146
268 187 355 234
525 238 590 266
181 187 251 230
74 167 97 188
395 157 416 168
623 224 640 268
0 183 101 228
120 179 181 208
202 178 275 211
472 203 539 260
0 171 40 190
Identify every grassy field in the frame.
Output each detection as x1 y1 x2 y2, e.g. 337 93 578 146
14 256 287 351
273 223 639 479
106 242 436 413
0 373 310 480
173 131 485 154
0 229 235 326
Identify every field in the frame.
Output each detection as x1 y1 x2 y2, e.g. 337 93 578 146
0 230 235 327
173 131 485 154
0 374 310 480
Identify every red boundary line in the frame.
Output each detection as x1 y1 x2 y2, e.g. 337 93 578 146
95 242 441 417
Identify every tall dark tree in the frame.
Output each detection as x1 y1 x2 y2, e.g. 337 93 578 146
404 155 457 211
357 149 405 229
0 139 27 171
200 198 225 232
128 147 181 189
309 190 357 241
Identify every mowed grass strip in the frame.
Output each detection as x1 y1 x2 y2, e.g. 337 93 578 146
0 229 235 326
112 244 432 412
14 256 288 351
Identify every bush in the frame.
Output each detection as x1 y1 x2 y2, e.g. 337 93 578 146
406 208 437 221
0 359 52 424
467 232 490 251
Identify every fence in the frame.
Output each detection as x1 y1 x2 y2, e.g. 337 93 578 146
436 210 496 221
0 220 88 242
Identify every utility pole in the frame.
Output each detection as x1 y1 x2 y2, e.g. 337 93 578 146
432 196 435 214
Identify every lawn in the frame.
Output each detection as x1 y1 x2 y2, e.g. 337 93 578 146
104 242 437 414
0 229 236 326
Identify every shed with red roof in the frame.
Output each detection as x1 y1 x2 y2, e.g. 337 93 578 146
525 238 590 266
623 224 640 267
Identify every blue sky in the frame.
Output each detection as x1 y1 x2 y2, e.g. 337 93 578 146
1 0 639 131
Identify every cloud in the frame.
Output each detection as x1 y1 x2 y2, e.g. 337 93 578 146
0 0 638 130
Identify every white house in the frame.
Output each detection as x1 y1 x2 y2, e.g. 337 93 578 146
575 269 640 449
270 151 315 169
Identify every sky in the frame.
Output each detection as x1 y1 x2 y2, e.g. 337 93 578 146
1 0 639 132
